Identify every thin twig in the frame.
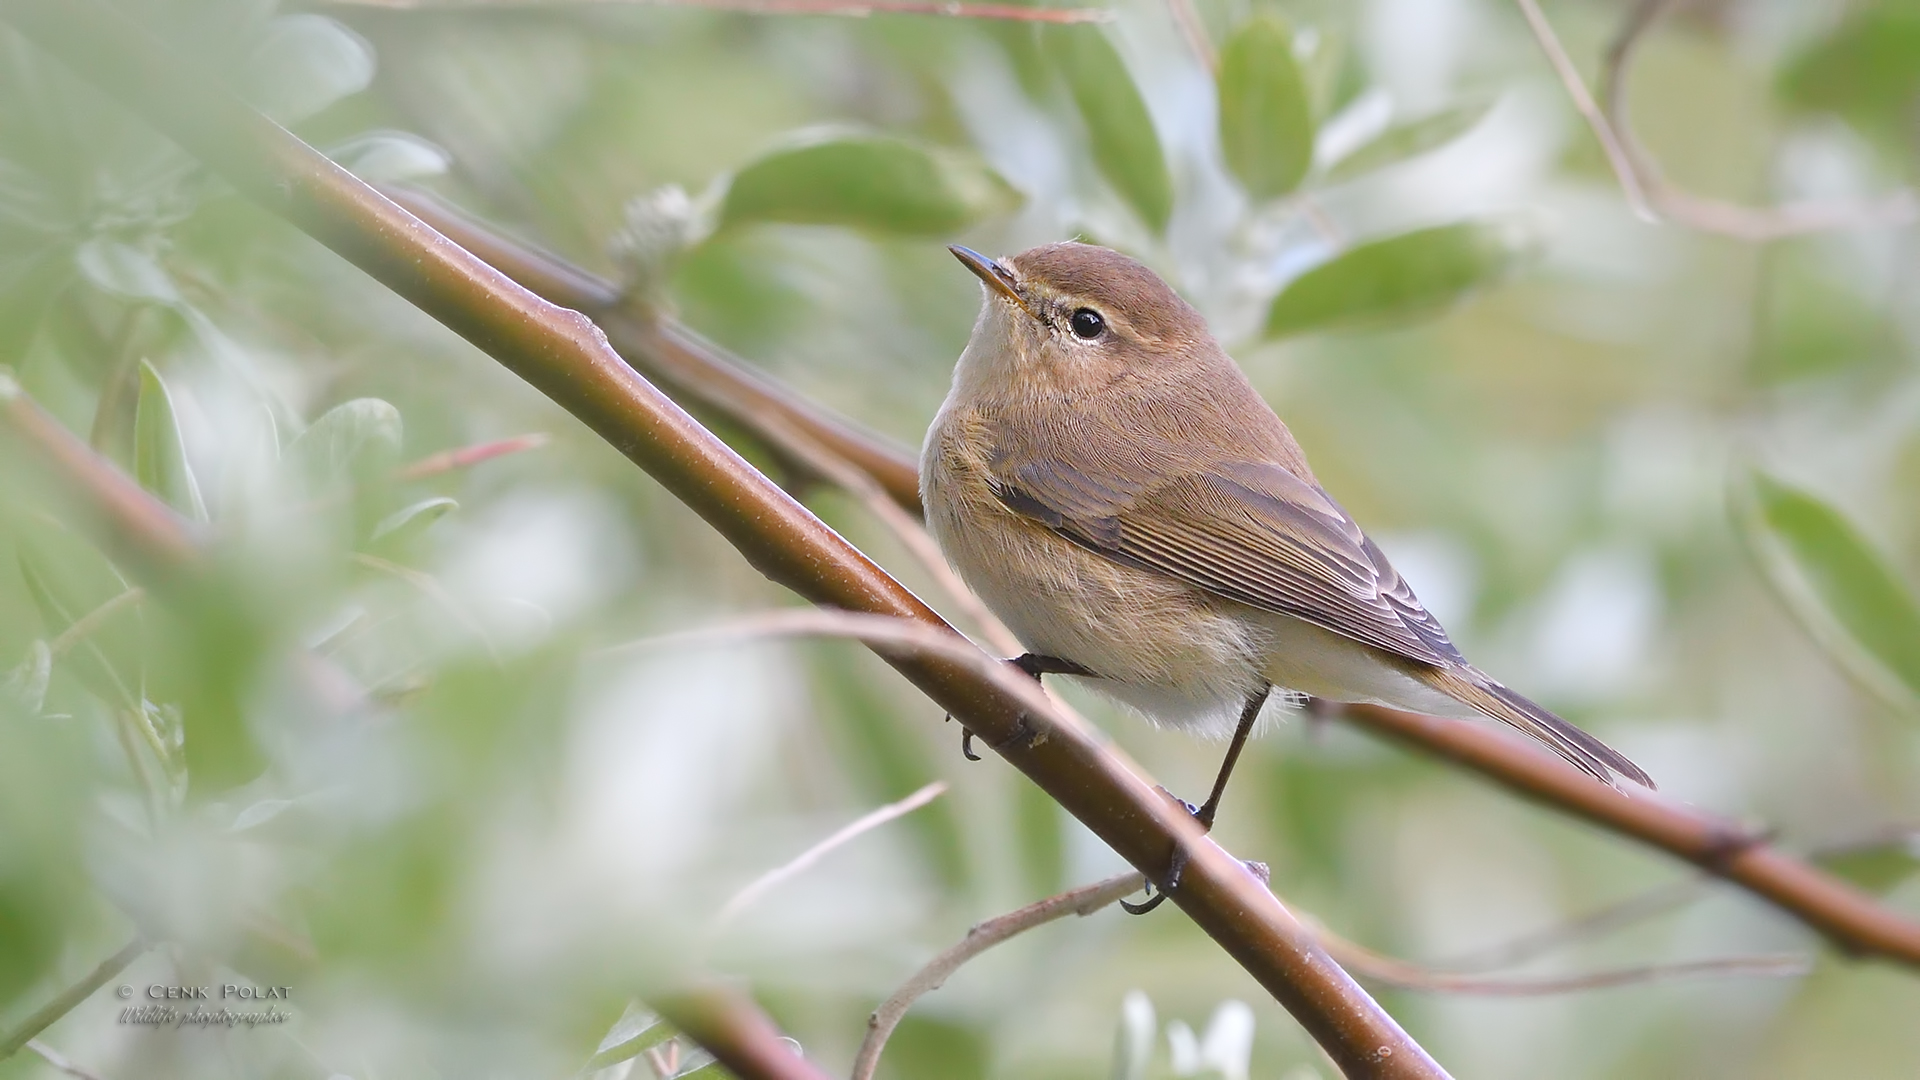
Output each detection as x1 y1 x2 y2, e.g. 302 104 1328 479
1516 0 1917 240
1309 921 1809 996
0 938 145 1060
713 780 949 928
47 587 146 659
26 1041 109 1080
1432 876 1708 973
395 433 549 481
604 609 1082 744
1164 0 1214 71
324 0 1112 22
852 871 1146 1080
1333 700 1920 965
1511 0 1654 221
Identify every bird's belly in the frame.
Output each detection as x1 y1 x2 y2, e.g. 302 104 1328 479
1253 612 1480 721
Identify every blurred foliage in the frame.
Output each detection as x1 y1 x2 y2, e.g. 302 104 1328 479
2 1 1920 1079
1216 16 1315 201
717 129 1021 236
1262 220 1536 338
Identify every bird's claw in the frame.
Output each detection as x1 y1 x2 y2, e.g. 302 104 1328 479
1122 844 1191 915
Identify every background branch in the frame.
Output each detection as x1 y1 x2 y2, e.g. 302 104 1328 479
0 3 1446 1075
1317 931 1808 996
852 871 1147 1080
0 372 203 582
713 780 948 929
0 939 145 1061
380 189 927 515
1516 0 1917 240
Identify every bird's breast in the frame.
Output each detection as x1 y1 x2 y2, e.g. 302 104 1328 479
920 402 1267 732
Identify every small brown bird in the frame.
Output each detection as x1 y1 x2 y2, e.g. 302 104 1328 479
922 242 1651 907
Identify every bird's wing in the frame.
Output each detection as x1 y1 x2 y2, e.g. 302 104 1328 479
991 456 1464 669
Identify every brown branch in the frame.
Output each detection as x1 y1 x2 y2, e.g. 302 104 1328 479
1335 702 1920 964
391 193 1920 971
381 188 926 515
1515 0 1917 240
650 985 834 1080
0 938 145 1060
326 0 1112 21
0 371 204 583
3 4 1447 1075
853 871 1146 1080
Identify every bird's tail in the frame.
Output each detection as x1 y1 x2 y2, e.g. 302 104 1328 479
1416 667 1655 789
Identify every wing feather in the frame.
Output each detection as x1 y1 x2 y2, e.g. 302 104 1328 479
991 456 1462 668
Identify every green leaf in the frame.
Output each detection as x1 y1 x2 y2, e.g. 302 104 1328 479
75 239 180 305
1779 9 1920 153
1322 101 1493 184
328 131 451 184
582 1002 676 1073
1748 472 1920 703
1814 833 1920 893
718 130 1021 237
1263 220 1535 338
1046 25 1173 233
4 640 51 714
289 397 404 491
1217 16 1315 200
133 360 209 522
370 497 458 548
242 15 375 124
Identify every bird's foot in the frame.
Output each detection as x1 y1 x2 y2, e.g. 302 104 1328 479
1122 786 1222 916
950 655 1091 763
1121 845 1190 915
952 709 1049 763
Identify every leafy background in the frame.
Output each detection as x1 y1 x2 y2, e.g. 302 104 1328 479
4 0 1920 1077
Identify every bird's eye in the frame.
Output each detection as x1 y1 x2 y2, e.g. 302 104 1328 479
1068 308 1106 340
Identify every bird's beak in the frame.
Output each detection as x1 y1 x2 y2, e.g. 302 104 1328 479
949 245 1036 318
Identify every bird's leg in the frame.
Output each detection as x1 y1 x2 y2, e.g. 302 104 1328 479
957 653 1095 760
1195 684 1270 829
1123 685 1271 916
